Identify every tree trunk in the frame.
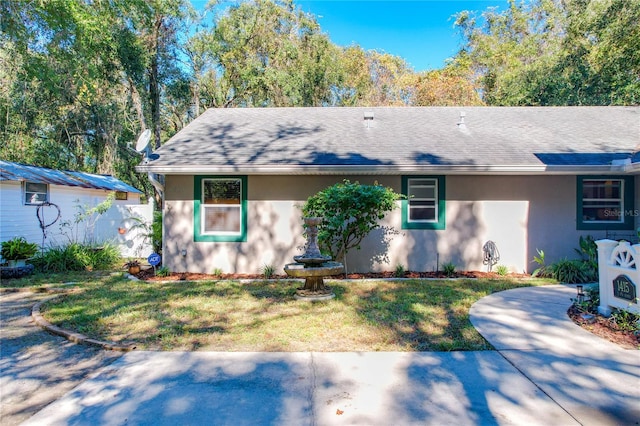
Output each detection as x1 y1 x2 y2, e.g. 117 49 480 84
150 14 162 150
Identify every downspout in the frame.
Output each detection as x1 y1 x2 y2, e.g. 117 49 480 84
148 172 164 197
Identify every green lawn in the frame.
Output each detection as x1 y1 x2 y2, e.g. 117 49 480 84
28 274 551 351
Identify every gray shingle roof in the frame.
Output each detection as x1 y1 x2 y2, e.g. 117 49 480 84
137 106 640 175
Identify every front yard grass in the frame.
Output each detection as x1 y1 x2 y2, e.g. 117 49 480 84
33 275 551 352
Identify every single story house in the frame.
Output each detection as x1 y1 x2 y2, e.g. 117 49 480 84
136 106 639 274
0 161 153 259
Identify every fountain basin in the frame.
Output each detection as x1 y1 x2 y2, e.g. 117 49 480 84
284 261 344 278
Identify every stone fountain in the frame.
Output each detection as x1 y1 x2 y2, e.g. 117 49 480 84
284 217 344 300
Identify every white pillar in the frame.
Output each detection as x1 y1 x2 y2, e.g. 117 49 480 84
595 239 618 317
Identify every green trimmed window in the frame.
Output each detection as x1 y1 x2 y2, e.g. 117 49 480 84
194 176 247 242
402 176 446 230
577 176 634 230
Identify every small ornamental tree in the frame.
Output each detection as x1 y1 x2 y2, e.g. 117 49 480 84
301 180 402 268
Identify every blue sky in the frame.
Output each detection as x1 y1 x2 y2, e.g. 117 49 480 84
191 1 506 72
295 1 506 71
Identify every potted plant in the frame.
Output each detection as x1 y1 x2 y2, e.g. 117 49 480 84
1 237 38 267
124 259 141 275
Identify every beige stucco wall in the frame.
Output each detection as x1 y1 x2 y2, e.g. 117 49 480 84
163 174 633 275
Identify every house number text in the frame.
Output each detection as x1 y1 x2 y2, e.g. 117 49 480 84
612 275 636 302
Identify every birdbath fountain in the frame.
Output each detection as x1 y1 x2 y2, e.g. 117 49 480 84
284 217 344 300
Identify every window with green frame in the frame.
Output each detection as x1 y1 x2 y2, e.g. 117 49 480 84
401 176 446 230
577 176 635 230
194 176 247 242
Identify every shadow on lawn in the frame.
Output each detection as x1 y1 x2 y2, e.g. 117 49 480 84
330 279 528 351
42 276 530 352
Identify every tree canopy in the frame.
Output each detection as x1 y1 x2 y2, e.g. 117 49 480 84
454 0 640 105
1 0 637 200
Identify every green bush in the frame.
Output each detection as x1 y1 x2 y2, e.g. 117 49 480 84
572 284 600 314
151 210 163 254
261 264 275 279
30 242 120 272
394 263 406 278
609 308 640 333
301 180 402 264
1 237 38 260
574 235 598 281
551 258 592 283
442 262 456 277
495 265 509 276
156 266 171 277
531 249 552 278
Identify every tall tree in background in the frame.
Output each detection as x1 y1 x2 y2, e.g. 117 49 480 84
335 45 414 106
133 0 193 148
0 0 135 173
196 0 341 107
455 0 640 105
7 0 635 204
409 54 483 106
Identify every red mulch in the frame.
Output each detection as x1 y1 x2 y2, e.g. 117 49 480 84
568 305 639 350
135 269 530 282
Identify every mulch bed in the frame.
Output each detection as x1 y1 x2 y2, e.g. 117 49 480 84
567 305 640 350
135 269 530 282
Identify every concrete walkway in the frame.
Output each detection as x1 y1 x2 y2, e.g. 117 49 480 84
0 292 122 426
470 285 639 426
9 285 640 425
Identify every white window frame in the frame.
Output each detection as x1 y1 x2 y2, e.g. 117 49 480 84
24 181 49 205
407 177 439 223
581 178 624 225
200 178 242 237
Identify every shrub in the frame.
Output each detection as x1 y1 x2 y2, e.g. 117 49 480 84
571 284 600 314
261 264 275 279
156 266 171 277
211 267 224 277
394 263 406 278
442 262 456 277
495 265 509 276
30 242 119 272
609 308 640 333
301 180 402 266
575 235 598 281
531 249 552 278
1 237 39 261
551 258 591 283
151 210 163 254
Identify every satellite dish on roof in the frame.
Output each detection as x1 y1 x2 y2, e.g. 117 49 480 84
135 129 152 153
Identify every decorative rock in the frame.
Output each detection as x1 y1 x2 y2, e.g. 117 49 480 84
580 313 596 324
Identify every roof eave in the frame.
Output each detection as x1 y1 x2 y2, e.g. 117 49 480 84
136 164 626 176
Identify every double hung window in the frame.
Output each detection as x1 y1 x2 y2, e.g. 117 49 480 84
194 176 247 242
402 176 445 230
577 176 634 230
